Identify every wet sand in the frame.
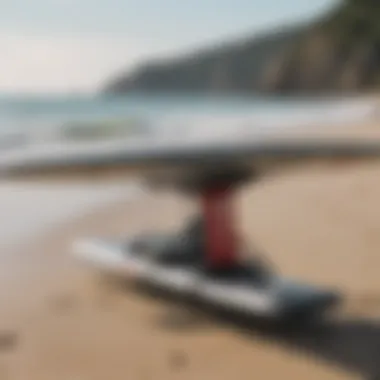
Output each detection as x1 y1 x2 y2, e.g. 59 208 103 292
2 122 380 379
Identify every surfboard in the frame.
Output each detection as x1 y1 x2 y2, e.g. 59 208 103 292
1 135 380 180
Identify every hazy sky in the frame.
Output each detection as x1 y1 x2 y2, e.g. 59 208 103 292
1 0 337 94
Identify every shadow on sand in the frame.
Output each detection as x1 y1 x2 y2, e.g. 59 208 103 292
103 275 380 379
134 283 380 380
215 312 380 380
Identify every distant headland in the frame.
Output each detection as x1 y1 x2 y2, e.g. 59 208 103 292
103 0 380 96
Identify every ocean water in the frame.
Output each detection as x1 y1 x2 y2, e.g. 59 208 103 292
0 93 377 149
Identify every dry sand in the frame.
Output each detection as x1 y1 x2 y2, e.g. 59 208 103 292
2 122 380 380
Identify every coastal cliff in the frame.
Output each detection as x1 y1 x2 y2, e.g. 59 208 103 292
104 0 380 95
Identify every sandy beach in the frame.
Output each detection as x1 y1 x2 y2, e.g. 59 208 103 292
2 121 380 380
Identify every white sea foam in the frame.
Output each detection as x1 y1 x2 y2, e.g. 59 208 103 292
154 97 378 142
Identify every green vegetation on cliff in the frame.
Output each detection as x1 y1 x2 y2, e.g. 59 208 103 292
104 0 380 95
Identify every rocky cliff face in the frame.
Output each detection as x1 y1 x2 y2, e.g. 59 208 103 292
104 1 380 95
262 0 380 93
262 31 380 94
